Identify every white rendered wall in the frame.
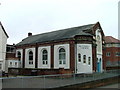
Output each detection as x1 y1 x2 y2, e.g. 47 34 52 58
54 44 70 69
96 29 103 72
0 26 2 61
96 29 102 55
7 60 20 68
16 49 23 68
38 46 51 69
25 48 35 68
76 44 92 73
0 25 7 72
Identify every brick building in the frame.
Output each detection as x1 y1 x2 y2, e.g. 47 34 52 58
104 36 120 70
10 22 106 75
6 44 21 74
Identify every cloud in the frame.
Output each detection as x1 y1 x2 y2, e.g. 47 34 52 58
0 0 119 44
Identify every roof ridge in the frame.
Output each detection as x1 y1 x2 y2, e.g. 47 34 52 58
0 21 9 38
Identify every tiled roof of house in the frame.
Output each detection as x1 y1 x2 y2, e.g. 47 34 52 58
16 23 98 46
0 21 9 38
105 36 120 43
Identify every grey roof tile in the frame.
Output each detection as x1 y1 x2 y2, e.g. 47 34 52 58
16 23 95 46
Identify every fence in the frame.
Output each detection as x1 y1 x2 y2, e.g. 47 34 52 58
1 69 120 89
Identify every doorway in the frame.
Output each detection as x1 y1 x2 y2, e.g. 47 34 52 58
97 58 101 72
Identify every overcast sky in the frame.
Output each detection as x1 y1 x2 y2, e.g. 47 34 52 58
0 0 119 44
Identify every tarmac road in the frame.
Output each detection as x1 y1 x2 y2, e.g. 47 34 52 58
98 83 119 88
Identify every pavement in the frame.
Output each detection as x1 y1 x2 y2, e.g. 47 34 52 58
98 83 120 88
1 70 120 89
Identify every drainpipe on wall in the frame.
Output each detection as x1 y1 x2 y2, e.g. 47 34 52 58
74 42 77 74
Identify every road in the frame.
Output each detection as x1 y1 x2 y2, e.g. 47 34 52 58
99 83 119 88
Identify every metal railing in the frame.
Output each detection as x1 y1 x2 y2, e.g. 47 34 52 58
0 69 120 89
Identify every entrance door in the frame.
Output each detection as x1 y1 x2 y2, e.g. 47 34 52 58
97 58 101 72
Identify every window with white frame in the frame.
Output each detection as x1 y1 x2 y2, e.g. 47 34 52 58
6 46 15 53
83 55 86 63
106 52 111 56
59 48 66 65
28 51 33 64
115 52 120 56
42 49 48 65
78 53 81 62
88 57 91 65
10 62 12 65
15 62 17 66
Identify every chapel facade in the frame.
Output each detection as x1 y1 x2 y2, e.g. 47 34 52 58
14 22 106 75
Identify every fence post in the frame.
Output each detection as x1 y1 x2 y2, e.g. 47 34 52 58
84 74 85 83
73 73 75 83
0 78 2 90
21 77 23 88
43 75 45 89
92 73 94 81
0 71 2 89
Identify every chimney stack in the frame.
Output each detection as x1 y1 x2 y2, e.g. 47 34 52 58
28 32 32 37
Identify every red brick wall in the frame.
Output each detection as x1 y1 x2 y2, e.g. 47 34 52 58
69 40 75 72
15 68 72 75
51 44 54 69
102 47 106 70
92 45 97 72
104 47 120 62
35 45 38 68
6 53 15 59
22 49 25 68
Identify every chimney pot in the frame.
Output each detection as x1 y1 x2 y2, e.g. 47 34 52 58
28 32 32 36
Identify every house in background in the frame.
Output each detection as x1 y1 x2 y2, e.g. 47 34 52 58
6 44 21 74
0 21 9 73
104 36 120 70
9 22 106 75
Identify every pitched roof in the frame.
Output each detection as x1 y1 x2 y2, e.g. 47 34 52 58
16 23 96 46
0 21 9 38
105 36 120 43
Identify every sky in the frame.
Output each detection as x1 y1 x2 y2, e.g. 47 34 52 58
0 0 119 44
118 1 120 40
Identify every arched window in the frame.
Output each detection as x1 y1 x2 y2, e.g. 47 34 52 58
88 57 91 65
42 49 48 65
17 51 21 60
59 48 66 64
83 55 86 63
15 62 17 66
78 53 81 62
29 51 33 64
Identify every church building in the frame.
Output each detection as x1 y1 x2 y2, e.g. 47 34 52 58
15 22 106 75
